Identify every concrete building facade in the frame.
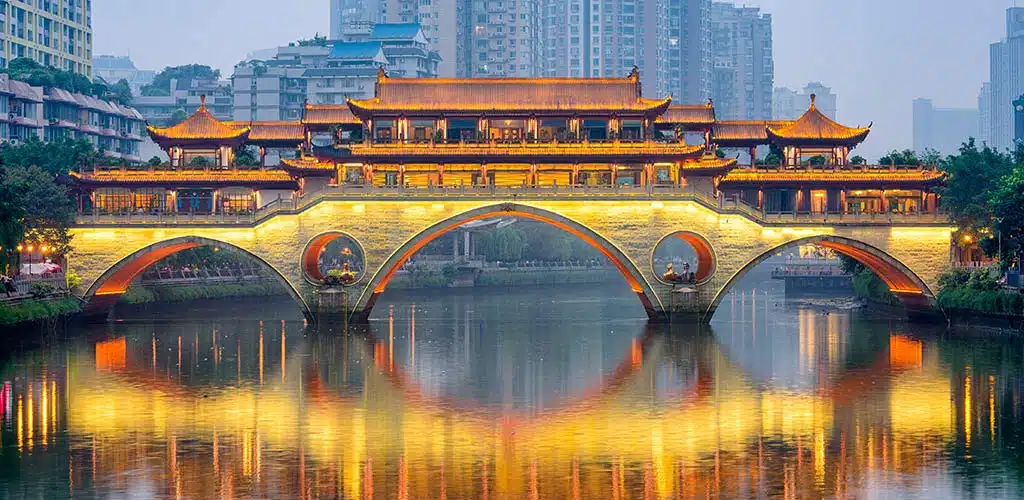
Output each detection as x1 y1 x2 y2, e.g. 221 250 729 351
912 98 979 157
330 0 385 40
979 82 992 146
92 55 156 96
654 0 712 103
385 0 466 78
133 79 234 125
541 0 646 79
709 2 772 120
0 0 93 76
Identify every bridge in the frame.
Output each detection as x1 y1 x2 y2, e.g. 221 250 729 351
68 186 953 322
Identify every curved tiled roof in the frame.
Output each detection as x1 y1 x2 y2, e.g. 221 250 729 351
147 97 249 144
302 104 360 125
348 71 671 115
656 105 716 125
766 95 870 145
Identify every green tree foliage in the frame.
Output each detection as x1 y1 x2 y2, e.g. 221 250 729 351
989 163 1024 263
234 147 261 166
297 34 329 47
474 226 526 261
0 169 25 273
939 139 1015 242
849 155 867 165
758 145 784 166
169 108 189 126
807 155 828 166
141 64 221 96
0 136 106 175
3 166 77 255
188 156 213 167
1 58 132 106
147 156 165 167
877 149 922 166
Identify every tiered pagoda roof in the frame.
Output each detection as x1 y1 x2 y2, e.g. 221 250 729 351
766 95 871 146
244 122 305 147
680 153 738 174
68 169 299 189
656 103 717 128
302 105 359 126
280 157 337 176
712 120 793 148
347 68 672 118
146 96 250 148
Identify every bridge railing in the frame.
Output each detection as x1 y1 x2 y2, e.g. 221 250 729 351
75 185 950 226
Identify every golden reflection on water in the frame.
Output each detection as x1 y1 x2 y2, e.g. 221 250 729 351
0 300 1019 498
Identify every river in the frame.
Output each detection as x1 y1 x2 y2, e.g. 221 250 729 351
1 279 1022 498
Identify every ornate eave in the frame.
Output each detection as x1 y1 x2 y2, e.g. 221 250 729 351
712 120 794 148
280 157 338 176
340 142 705 164
680 154 739 174
720 168 946 188
67 169 299 190
244 122 305 147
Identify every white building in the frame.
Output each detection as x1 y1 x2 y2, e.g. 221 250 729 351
92 55 156 95
133 78 234 125
0 0 93 76
775 82 837 120
232 23 440 122
0 74 144 161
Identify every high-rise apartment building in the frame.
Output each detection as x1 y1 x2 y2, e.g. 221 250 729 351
912 98 979 156
385 0 467 77
464 0 542 77
708 2 772 120
654 0 712 103
541 0 646 79
989 7 1024 152
774 83 837 120
93 55 156 96
330 0 385 40
0 0 93 77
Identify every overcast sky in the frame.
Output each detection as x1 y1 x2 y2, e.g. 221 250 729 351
94 0 1010 159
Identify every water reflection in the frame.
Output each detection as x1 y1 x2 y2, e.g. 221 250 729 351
1 285 1023 498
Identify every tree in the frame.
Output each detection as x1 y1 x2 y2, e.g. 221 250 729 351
714 148 726 159
878 149 921 166
989 164 1024 265
3 166 76 256
107 79 134 106
297 34 329 47
0 136 103 175
807 155 828 166
141 64 221 96
188 156 213 167
758 145 784 166
234 147 261 167
849 155 867 165
169 108 189 126
147 156 165 167
939 138 1014 242
0 169 25 274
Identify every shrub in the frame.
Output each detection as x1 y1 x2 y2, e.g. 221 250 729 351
29 282 56 299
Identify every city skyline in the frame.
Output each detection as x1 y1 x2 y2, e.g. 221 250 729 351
93 0 1008 159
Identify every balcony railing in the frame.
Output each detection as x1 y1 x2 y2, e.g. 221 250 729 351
346 140 698 158
75 185 950 227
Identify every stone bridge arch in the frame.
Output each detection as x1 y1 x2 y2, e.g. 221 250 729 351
81 235 312 318
705 235 938 320
352 202 663 319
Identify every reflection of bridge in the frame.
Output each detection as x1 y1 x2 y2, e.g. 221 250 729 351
37 324 962 499
70 191 953 321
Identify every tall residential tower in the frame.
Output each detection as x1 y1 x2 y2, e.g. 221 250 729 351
988 7 1024 152
1 0 93 76
709 2 772 120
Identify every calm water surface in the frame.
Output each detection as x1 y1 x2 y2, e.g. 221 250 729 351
1 282 1023 499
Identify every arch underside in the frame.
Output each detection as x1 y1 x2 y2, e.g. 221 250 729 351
354 203 662 319
83 236 312 318
706 235 937 319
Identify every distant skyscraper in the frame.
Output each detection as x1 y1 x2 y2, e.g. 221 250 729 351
988 7 1024 152
708 2 773 120
979 82 992 146
331 0 384 39
464 0 542 77
912 98 979 156
774 82 837 120
655 0 712 103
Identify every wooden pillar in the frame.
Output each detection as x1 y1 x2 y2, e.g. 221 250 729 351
757 189 764 209
399 164 406 187
571 164 580 185
364 164 374 186
437 163 445 187
609 164 617 186
259 147 266 169
479 163 489 186
840 188 847 214
880 189 888 213
529 163 538 186
644 163 654 186
749 146 757 166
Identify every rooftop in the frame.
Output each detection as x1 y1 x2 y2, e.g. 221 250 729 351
146 96 250 144
766 95 870 145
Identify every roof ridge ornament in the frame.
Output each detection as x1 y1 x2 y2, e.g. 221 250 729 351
377 66 388 81
809 93 817 111
199 94 207 111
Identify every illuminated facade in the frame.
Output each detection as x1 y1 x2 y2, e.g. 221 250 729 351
65 72 952 321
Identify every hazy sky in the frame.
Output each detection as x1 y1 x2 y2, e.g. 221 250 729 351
94 0 1010 159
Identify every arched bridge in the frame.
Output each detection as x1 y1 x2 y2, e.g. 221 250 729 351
69 193 954 321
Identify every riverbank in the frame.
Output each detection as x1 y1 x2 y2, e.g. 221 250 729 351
118 281 285 305
388 266 622 289
0 297 81 326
